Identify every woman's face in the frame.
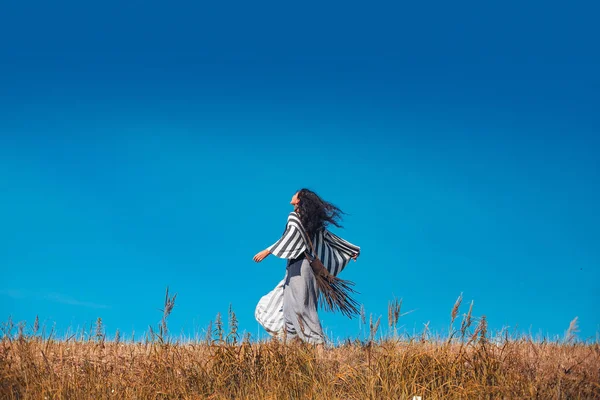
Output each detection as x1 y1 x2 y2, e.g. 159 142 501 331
290 192 300 210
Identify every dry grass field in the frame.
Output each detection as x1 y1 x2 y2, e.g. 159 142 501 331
2 296 598 399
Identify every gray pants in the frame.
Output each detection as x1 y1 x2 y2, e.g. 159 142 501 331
283 257 324 344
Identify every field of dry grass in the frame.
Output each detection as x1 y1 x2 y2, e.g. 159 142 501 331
2 296 599 399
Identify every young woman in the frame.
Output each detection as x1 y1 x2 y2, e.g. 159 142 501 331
253 189 360 344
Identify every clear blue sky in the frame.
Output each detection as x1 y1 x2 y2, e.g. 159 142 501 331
1 1 598 342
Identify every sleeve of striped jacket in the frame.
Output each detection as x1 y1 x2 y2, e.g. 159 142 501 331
266 212 307 259
325 230 361 257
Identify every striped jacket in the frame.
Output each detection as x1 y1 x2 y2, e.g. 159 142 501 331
255 212 360 335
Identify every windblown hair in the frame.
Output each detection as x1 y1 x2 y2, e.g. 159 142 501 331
296 188 345 237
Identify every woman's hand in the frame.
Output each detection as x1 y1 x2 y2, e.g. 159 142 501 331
253 249 271 263
351 253 359 262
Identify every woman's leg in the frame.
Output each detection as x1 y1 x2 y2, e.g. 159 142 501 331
283 258 324 344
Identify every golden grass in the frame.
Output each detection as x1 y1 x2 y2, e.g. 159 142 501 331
1 334 598 399
1 294 598 399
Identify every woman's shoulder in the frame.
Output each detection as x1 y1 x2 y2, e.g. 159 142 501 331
287 211 302 225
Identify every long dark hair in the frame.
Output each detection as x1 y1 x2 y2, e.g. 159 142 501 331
296 188 345 237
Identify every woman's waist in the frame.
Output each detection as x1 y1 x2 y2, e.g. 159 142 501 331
288 254 306 264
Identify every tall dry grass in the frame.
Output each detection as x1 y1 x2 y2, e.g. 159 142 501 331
1 292 598 399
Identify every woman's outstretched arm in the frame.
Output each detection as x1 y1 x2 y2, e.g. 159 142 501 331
253 213 307 262
253 248 271 262
326 230 361 261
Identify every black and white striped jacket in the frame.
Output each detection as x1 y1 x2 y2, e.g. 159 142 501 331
255 212 360 335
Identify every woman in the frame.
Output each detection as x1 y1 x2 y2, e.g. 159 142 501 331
253 189 360 344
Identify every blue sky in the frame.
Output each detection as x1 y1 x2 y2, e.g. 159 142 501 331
1 1 599 342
